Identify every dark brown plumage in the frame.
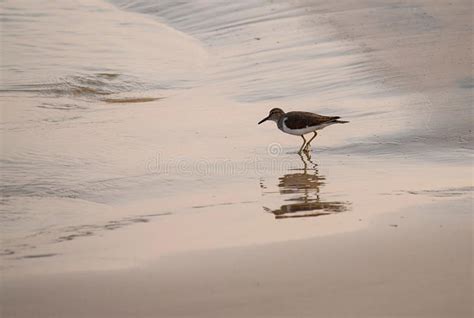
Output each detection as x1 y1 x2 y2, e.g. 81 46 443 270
283 111 341 130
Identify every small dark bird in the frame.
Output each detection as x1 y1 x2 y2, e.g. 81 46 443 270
258 108 348 153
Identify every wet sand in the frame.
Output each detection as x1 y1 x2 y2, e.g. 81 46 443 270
3 199 472 318
1 0 473 317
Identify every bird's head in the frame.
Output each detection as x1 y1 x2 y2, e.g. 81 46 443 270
258 108 285 124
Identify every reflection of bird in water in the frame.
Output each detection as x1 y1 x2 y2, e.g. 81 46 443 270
262 153 348 219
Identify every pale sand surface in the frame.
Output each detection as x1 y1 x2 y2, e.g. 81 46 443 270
313 0 473 148
1 0 473 317
2 200 472 318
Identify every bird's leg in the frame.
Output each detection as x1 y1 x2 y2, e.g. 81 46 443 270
304 132 318 152
298 135 307 154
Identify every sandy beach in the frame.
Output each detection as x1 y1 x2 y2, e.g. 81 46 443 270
1 0 472 317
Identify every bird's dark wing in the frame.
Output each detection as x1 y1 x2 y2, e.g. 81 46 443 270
284 111 340 129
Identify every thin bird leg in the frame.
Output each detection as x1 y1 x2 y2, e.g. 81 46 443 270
304 132 318 152
298 135 307 154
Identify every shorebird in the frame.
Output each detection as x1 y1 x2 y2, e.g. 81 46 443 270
258 108 348 154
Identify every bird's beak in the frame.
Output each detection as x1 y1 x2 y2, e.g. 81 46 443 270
258 116 269 125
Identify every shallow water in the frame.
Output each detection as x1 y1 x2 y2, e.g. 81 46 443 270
0 0 472 273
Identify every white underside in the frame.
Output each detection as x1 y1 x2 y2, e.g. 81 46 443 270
281 118 337 136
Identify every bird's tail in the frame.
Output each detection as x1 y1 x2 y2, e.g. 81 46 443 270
334 119 349 124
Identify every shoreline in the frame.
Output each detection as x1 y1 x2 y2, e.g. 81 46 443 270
1 148 470 277
3 198 472 318
1 1 472 317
